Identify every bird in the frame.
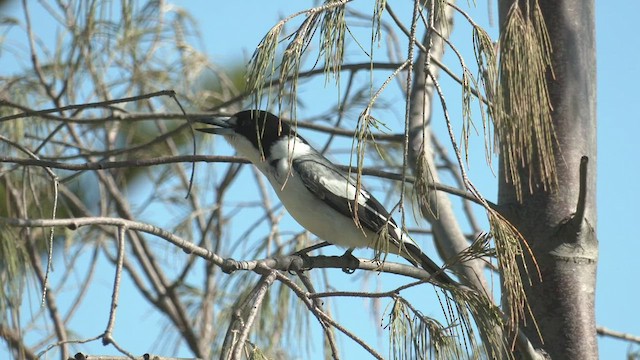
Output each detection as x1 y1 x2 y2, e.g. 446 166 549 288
197 110 452 284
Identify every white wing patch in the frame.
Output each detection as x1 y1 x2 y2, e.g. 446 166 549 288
317 172 370 206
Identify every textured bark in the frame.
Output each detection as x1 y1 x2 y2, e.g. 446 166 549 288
497 0 598 358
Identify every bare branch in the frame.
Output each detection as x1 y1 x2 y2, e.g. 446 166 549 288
275 272 385 360
222 271 278 360
597 326 640 345
103 226 127 346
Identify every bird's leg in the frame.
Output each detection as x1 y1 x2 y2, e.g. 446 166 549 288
292 242 359 274
293 241 332 256
285 242 331 274
340 248 360 274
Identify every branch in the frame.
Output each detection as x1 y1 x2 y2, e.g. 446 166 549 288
275 272 385 360
0 216 226 267
102 226 127 346
0 90 177 122
294 270 340 358
406 1 491 294
574 156 589 225
0 216 452 282
596 326 640 344
0 325 37 360
1 156 496 208
67 353 201 360
224 270 278 360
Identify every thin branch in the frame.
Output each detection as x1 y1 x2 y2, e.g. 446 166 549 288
385 3 488 106
0 325 37 360
0 90 177 122
7 177 68 360
596 326 640 344
22 0 57 102
1 216 224 264
295 270 340 358
431 134 483 234
574 156 588 225
231 271 278 360
103 226 127 346
63 245 101 324
0 155 248 171
69 354 202 360
1 156 495 208
107 337 137 359
275 272 385 360
37 335 103 359
0 134 61 308
26 236 69 360
0 216 444 281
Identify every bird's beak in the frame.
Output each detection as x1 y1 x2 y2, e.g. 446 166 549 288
195 116 236 135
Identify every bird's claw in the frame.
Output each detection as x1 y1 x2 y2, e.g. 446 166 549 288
340 251 360 274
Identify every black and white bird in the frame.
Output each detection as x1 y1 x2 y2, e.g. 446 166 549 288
197 110 452 284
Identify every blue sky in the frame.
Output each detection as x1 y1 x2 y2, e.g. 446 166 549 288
2 0 639 359
593 1 640 357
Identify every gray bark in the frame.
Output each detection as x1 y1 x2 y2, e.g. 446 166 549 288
497 0 598 358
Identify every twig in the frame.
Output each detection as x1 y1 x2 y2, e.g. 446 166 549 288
0 155 248 172
0 216 225 265
0 90 177 122
103 226 127 346
574 156 588 225
165 92 197 199
36 335 103 359
107 337 137 359
231 270 278 360
384 3 489 105
22 0 57 102
63 245 101 323
2 137 67 360
25 230 69 360
320 70 356 154
0 325 37 360
597 325 640 344
397 0 421 235
70 354 202 360
431 135 483 233
1 155 495 208
0 135 61 307
275 272 385 360
295 270 341 358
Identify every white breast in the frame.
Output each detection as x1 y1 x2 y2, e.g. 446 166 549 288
260 138 379 249
226 134 394 250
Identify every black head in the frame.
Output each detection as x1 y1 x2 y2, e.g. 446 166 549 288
197 110 305 159
230 110 294 151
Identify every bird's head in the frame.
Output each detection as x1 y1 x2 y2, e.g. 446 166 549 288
197 110 300 161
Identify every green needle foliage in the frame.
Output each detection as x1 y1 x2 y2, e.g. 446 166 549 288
495 1 557 200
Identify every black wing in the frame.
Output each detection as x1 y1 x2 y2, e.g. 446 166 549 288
292 156 454 284
291 156 399 239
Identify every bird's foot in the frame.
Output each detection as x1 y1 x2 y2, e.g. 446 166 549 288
340 250 360 274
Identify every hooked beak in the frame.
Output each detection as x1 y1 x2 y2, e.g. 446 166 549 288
195 116 236 135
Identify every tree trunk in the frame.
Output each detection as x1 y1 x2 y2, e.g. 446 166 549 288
497 0 598 358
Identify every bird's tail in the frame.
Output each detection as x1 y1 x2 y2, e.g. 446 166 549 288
401 242 455 285
382 223 455 285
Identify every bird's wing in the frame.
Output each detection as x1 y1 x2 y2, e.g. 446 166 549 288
292 156 454 284
291 156 400 239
